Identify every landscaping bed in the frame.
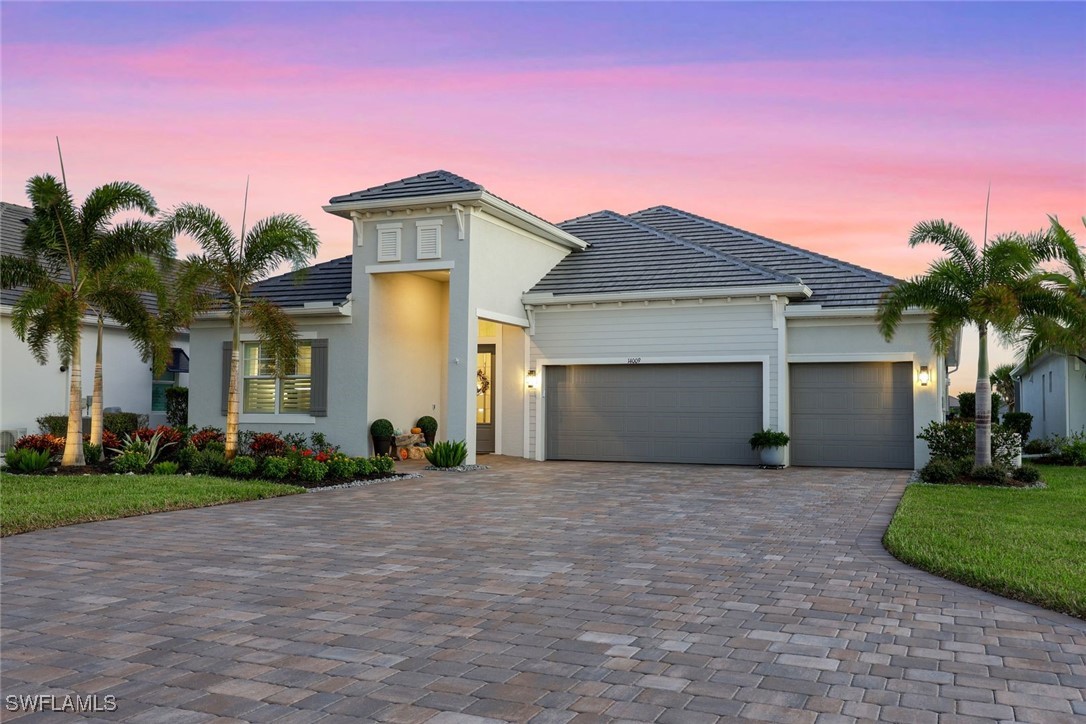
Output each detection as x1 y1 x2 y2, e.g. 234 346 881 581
885 464 1086 618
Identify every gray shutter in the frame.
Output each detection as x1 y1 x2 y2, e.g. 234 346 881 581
309 338 328 417
221 341 232 415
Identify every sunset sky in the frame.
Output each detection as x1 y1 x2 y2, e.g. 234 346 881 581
3 2 1083 393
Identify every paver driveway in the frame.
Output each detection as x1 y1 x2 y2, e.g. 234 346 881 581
2 458 1084 723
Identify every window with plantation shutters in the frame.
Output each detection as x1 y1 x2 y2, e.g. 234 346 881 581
416 221 442 260
242 341 313 414
376 223 401 262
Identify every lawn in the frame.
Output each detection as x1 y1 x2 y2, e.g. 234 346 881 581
0 474 305 537
884 465 1086 618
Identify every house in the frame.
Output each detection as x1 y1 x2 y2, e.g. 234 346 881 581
1012 351 1086 439
0 202 189 447
189 171 955 468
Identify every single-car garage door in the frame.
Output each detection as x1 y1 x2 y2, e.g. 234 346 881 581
790 362 913 469
545 363 761 465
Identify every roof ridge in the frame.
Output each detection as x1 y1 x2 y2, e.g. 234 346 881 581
603 211 801 285
636 205 900 284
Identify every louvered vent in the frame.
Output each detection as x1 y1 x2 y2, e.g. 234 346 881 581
417 224 441 260
376 225 401 262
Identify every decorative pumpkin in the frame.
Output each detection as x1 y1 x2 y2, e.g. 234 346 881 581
411 427 423 434
398 448 409 461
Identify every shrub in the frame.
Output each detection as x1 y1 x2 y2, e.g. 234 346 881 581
1012 465 1042 483
3 447 53 473
190 427 226 450
327 453 355 479
991 393 1003 424
189 449 228 476
310 432 338 453
425 440 468 468
262 456 292 480
371 455 395 475
917 420 1019 468
83 442 102 464
134 426 183 460
957 392 976 418
103 412 141 437
1001 412 1033 441
175 445 198 471
36 415 69 437
152 461 180 475
110 430 176 466
298 457 327 482
281 432 308 449
112 451 149 474
1023 437 1055 454
918 459 958 484
370 418 394 439
247 432 286 459
165 387 188 426
416 416 438 437
971 464 1008 485
1057 434 1086 466
229 456 258 478
14 434 65 457
748 429 790 450
353 457 375 477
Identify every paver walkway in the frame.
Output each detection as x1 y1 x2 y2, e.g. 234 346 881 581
2 458 1083 723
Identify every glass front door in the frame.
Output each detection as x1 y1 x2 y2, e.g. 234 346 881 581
476 345 495 454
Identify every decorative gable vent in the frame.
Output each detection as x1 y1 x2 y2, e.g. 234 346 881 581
416 221 442 260
376 223 402 262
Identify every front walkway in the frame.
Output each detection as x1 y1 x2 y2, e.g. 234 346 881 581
2 458 1083 723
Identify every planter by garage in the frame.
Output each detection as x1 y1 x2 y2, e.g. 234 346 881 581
758 446 787 467
749 428 790 468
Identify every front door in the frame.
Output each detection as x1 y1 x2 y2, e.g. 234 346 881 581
476 345 495 454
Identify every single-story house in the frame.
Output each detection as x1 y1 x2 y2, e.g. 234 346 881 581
189 170 955 468
0 202 189 449
1012 351 1086 439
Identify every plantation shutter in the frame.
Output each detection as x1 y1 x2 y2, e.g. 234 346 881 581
221 341 232 415
309 338 328 417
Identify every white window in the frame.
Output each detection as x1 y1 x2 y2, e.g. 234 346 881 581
376 223 402 262
243 341 312 414
416 220 442 260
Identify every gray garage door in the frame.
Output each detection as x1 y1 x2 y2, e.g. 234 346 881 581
545 363 761 465
790 362 913 469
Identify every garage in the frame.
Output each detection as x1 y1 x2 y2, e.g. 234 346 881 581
790 362 914 469
545 363 762 465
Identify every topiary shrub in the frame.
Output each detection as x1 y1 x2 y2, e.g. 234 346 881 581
370 418 394 438
165 387 188 427
1011 465 1042 483
103 412 141 437
1001 412 1033 442
229 455 258 478
36 415 68 437
298 457 327 482
2 448 53 474
112 451 149 474
425 440 468 468
971 464 1008 485
416 416 438 444
262 456 291 480
152 461 180 475
918 458 958 484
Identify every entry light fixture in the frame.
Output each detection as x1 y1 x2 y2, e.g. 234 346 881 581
918 365 931 386
526 369 539 390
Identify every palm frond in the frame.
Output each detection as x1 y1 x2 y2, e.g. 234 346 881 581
239 214 320 283
244 297 299 377
160 204 238 269
80 181 157 239
909 219 979 276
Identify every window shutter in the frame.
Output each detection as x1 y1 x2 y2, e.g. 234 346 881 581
376 228 401 262
309 338 328 417
221 341 232 415
417 225 441 259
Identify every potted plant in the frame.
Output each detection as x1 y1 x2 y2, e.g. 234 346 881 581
749 428 790 467
416 416 438 446
370 418 394 456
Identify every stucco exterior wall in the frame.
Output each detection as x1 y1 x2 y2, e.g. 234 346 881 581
1070 357 1086 436
1017 353 1081 439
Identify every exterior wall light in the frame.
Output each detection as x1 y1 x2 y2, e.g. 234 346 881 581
526 370 539 390
918 365 931 386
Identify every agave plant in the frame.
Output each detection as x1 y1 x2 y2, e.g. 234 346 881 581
424 440 468 468
108 428 177 467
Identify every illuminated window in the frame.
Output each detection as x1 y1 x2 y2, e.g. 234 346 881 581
243 341 312 414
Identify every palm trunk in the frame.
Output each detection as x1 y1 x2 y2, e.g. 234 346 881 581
90 316 104 447
975 324 992 467
62 340 86 466
225 300 241 461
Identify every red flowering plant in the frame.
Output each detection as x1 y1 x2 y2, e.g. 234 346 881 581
14 434 65 457
247 432 286 459
189 427 226 450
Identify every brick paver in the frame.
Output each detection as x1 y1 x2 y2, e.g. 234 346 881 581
2 458 1083 722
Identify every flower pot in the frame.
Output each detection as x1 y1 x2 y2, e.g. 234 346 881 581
423 431 435 446
758 446 787 467
372 436 392 457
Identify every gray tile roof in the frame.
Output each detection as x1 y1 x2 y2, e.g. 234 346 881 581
328 170 481 204
528 211 798 297
630 206 899 307
246 255 352 308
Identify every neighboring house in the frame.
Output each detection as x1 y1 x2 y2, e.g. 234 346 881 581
189 170 955 469
1013 352 1086 439
0 202 189 447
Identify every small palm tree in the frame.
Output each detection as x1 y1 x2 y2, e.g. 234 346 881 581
161 203 319 459
877 220 1046 467
990 363 1017 413
0 175 169 465
1018 216 1086 366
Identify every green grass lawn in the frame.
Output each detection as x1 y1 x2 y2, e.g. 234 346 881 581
0 474 305 537
884 465 1086 618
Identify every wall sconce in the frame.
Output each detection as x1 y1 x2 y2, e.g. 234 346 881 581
918 365 931 386
525 370 539 390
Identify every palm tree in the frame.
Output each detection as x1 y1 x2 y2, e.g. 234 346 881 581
160 203 319 459
877 220 1046 467
0 175 168 465
1018 216 1086 366
990 363 1016 413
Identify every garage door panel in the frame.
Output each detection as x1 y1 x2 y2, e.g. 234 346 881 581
790 362 913 469
546 364 762 465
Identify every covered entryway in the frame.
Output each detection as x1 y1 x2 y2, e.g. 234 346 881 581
545 363 762 465
790 362 913 469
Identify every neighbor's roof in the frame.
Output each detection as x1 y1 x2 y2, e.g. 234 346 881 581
629 206 899 307
246 254 353 308
527 211 802 297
